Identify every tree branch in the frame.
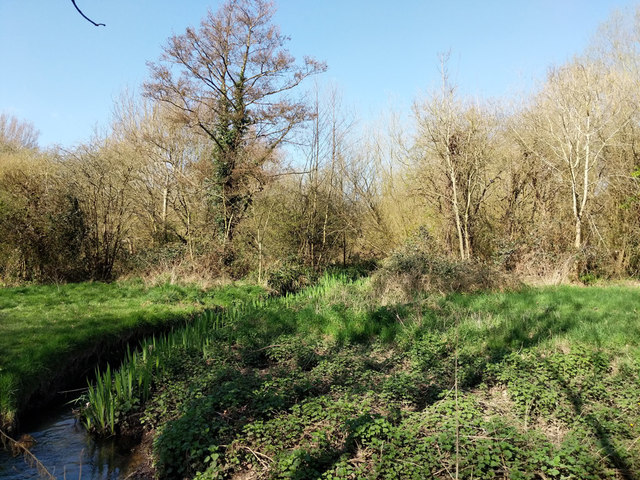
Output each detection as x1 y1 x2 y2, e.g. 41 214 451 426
71 0 106 27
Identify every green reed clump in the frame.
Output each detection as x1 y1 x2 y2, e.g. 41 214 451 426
84 364 115 435
81 303 256 435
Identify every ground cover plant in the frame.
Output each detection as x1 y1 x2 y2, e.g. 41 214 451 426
81 276 640 479
0 280 265 430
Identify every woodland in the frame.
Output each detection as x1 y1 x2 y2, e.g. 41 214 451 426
3 2 640 479
3 2 640 288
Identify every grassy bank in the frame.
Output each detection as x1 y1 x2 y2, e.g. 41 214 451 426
0 280 265 429
81 278 640 479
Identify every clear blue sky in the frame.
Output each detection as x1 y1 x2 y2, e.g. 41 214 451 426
0 0 634 149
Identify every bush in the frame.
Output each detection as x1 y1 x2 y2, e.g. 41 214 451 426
373 235 518 300
267 261 317 295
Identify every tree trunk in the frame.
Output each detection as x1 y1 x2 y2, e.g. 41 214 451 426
342 232 347 267
162 172 169 243
574 216 582 250
448 160 465 260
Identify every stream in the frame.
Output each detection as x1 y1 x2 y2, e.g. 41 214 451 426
0 406 138 480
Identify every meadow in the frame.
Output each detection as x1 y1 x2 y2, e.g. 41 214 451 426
78 276 640 479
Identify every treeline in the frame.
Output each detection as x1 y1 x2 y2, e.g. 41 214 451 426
2 1 640 285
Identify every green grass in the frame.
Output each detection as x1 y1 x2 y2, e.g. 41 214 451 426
79 277 640 479
447 285 640 355
0 279 265 429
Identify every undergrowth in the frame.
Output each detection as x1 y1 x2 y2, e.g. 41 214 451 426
80 277 640 479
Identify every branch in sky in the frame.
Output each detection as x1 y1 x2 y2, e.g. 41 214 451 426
71 0 105 27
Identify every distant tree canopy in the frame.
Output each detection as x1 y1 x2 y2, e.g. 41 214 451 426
0 113 39 152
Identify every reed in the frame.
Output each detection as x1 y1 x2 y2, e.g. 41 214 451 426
81 273 362 435
0 280 265 429
81 305 240 434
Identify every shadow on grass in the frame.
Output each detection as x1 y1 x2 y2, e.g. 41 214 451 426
443 286 626 367
150 302 411 478
549 355 637 480
149 285 640 478
152 360 321 479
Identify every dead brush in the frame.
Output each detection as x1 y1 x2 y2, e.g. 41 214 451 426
0 428 56 479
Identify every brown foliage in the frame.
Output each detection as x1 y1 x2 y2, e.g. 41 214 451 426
144 0 325 247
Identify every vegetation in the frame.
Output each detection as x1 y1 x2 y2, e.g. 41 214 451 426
4 1 640 286
0 280 265 429
144 0 325 255
4 1 640 478
77 275 640 479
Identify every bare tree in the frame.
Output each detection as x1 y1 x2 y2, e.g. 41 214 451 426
111 96 211 260
518 60 631 250
0 113 39 152
67 138 138 280
297 86 356 267
414 61 499 260
354 114 420 256
144 0 325 255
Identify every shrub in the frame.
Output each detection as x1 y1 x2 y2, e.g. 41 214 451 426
267 261 317 295
373 234 518 300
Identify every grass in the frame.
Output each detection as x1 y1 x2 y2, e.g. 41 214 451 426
0 279 265 429
79 276 640 479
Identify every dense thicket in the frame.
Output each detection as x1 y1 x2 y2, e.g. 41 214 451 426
3 1 640 285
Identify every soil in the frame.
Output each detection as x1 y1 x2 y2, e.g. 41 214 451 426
123 429 156 480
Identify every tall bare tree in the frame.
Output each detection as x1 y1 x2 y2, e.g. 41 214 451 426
414 64 499 260
0 113 39 152
111 96 211 261
144 0 325 256
518 60 631 250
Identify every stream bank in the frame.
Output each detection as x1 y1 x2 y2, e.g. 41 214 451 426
0 321 191 478
4 314 201 433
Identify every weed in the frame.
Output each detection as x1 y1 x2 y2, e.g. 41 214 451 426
71 278 640 479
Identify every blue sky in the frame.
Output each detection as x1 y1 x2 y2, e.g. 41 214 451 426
0 0 634 149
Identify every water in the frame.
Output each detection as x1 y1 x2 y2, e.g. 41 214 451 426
0 408 138 480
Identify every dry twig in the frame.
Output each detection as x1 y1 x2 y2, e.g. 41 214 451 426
0 428 56 480
71 0 105 27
